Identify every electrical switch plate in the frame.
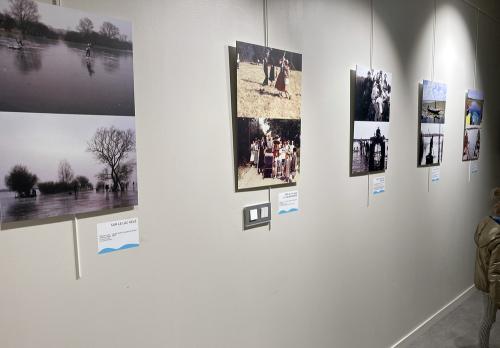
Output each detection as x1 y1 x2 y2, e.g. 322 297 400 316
243 203 271 230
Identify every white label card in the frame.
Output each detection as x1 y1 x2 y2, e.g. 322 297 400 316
278 191 299 214
470 161 479 174
97 217 139 254
373 176 385 195
431 167 440 182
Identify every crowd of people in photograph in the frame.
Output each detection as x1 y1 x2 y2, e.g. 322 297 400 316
248 135 298 183
359 70 391 121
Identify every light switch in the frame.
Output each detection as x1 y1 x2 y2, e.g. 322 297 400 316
260 206 269 219
249 209 258 221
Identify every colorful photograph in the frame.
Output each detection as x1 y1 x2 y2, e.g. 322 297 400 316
418 123 444 166
0 0 134 116
351 121 389 175
0 113 138 223
236 117 300 190
462 89 484 161
354 65 392 122
463 127 480 161
236 41 302 120
421 80 447 124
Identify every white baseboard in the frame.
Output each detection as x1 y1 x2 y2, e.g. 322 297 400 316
390 284 476 348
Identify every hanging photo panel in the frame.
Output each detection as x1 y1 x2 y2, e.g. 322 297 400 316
418 80 447 167
462 89 483 161
351 65 392 176
0 1 137 223
235 41 302 190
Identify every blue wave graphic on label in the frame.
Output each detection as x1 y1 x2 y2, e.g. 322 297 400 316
278 208 299 214
98 243 139 254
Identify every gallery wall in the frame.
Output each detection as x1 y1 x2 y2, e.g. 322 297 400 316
1 0 499 347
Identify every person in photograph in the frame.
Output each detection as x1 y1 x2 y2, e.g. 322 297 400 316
474 132 481 158
258 139 265 174
463 130 469 159
85 43 92 58
262 49 270 86
276 59 291 99
269 57 276 87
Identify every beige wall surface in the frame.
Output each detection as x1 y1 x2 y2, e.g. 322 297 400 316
1 0 499 347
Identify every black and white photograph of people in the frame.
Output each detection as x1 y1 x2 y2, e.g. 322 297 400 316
236 41 302 120
237 118 300 190
355 65 392 122
351 121 389 175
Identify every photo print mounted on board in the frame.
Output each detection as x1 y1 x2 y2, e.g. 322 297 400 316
462 89 483 161
0 0 137 223
235 41 302 190
351 65 392 176
418 80 447 167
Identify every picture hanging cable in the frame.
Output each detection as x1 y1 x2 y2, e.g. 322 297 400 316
431 0 437 81
263 0 269 47
73 215 82 280
473 8 479 89
369 0 374 70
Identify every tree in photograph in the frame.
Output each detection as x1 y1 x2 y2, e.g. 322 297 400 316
4 165 38 196
99 21 120 39
8 0 39 34
87 127 135 192
58 159 74 184
75 175 92 190
76 17 94 35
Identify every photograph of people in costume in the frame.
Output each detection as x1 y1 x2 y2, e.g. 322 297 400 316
236 117 300 190
354 65 392 122
462 89 483 161
351 121 389 175
236 41 302 120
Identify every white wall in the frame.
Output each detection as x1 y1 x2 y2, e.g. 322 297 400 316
0 0 499 347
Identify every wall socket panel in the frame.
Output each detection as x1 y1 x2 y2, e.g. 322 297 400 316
243 203 271 230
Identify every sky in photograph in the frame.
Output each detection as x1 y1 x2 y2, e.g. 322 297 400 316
0 0 132 40
0 113 136 189
353 121 390 140
468 89 484 101
421 123 444 136
423 80 447 102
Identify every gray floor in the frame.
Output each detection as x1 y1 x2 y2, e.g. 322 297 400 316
399 289 500 348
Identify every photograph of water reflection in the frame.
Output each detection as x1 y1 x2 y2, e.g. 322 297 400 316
0 0 134 116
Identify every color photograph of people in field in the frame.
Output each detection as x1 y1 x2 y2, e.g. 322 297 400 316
235 41 302 190
236 41 302 120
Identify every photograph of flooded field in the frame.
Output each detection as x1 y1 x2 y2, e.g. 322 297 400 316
421 80 446 124
418 123 444 166
0 113 138 223
463 127 480 161
0 0 134 116
236 117 300 190
351 121 389 175
355 65 392 122
236 41 302 120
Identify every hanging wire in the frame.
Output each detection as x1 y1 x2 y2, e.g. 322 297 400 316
263 0 269 47
473 8 479 89
369 0 374 69
431 0 437 81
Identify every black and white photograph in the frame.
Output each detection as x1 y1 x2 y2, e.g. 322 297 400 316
0 0 134 116
421 80 447 124
236 41 302 120
351 121 389 175
236 117 300 190
463 127 480 161
0 113 138 223
355 65 392 122
418 123 444 166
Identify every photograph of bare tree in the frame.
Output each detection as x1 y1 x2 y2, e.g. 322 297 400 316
0 0 134 116
0 113 137 223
